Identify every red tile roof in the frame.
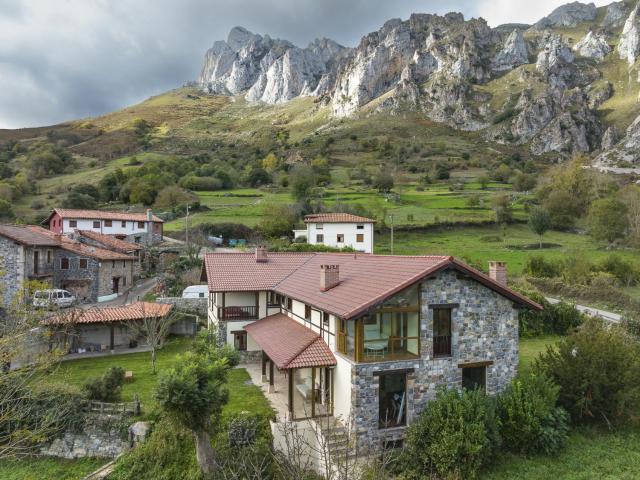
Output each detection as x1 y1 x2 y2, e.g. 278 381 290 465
244 313 336 369
45 208 163 223
304 213 375 224
76 230 143 252
0 224 59 247
203 252 542 318
42 301 173 325
26 226 135 261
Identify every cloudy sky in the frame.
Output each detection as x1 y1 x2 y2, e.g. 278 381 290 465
0 0 611 129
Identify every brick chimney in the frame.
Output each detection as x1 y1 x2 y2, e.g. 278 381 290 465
320 264 340 291
146 209 153 221
489 261 507 286
255 246 268 263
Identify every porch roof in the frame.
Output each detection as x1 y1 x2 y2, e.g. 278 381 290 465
244 313 336 369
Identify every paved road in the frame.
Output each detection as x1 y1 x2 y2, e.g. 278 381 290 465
545 297 622 323
79 277 158 309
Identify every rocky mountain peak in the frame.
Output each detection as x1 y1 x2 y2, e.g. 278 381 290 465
227 26 260 51
602 1 629 28
492 29 529 72
618 1 640 65
534 1 597 29
573 31 611 61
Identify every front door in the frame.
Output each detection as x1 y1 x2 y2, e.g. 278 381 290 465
33 251 39 274
112 277 120 294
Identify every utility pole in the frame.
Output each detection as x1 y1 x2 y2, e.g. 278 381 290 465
390 214 394 255
185 204 190 254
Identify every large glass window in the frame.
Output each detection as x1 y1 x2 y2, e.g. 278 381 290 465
379 372 406 429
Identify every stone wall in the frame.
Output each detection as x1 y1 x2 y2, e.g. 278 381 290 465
0 236 22 306
156 297 208 317
40 417 129 459
350 269 519 452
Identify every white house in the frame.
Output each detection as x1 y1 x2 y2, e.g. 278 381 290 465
43 208 164 245
302 213 375 253
201 248 541 466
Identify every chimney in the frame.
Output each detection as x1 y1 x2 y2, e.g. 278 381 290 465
255 246 268 263
146 209 153 221
320 264 340 291
489 261 507 286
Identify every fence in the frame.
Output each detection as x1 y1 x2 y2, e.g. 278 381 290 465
89 396 141 416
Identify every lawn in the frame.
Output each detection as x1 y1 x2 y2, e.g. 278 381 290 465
47 337 274 419
0 457 104 480
518 335 560 376
375 224 640 276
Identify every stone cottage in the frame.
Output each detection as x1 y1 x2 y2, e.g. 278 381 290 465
71 230 144 278
201 249 541 462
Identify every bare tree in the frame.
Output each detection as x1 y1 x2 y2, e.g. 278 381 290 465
127 303 177 374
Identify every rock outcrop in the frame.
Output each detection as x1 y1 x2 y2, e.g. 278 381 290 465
602 1 628 28
533 1 597 29
492 30 529 71
199 26 348 103
618 2 640 65
596 113 640 166
573 31 611 61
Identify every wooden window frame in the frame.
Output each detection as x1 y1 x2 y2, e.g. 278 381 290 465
137 221 145 229
356 233 364 243
69 220 77 228
433 307 453 358
79 258 88 269
92 221 100 229
232 330 247 351
104 220 113 227
336 234 344 243
60 258 69 270
121 220 126 227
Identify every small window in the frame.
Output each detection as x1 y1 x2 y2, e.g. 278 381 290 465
356 233 364 243
462 366 486 392
60 258 69 270
123 260 126 267
316 234 324 243
357 224 364 230
137 221 145 229
305 305 311 320
79 258 88 269
233 331 247 351
199 292 204 298
112 260 116 268
69 220 77 228
433 308 452 357
121 220 126 227
47 250 52 264
93 221 100 229
323 312 330 326
336 234 344 243
105 220 112 227
287 297 292 310
316 223 323 230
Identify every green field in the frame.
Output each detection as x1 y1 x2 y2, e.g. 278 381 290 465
0 457 104 480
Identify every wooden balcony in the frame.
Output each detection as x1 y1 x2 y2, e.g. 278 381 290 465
217 305 258 320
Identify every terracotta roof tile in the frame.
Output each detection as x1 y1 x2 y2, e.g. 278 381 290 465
244 313 336 369
0 224 59 246
76 230 143 252
304 213 375 224
26 226 135 261
42 301 173 325
46 208 163 223
202 252 542 317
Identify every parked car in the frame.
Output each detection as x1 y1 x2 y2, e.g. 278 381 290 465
33 289 76 308
181 285 208 298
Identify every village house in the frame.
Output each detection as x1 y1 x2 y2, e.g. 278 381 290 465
43 208 164 246
201 248 540 458
42 301 174 353
0 225 60 306
71 230 144 278
295 213 376 253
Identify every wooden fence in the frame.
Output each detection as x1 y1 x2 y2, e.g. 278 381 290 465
89 395 141 416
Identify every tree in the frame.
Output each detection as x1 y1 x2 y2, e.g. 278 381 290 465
512 172 537 192
289 165 316 202
477 174 490 190
155 351 231 477
528 206 552 248
0 199 15 221
63 191 97 209
492 194 513 224
466 194 481 208
257 204 298 238
127 305 177 374
154 185 198 210
587 197 629 244
618 185 640 246
244 168 271 187
261 153 280 173
373 171 394 193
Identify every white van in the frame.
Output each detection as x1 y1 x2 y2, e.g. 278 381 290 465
33 289 76 308
181 285 208 298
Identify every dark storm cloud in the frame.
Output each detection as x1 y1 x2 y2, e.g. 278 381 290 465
0 0 609 128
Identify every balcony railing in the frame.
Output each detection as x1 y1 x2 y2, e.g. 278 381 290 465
433 335 452 357
217 305 258 320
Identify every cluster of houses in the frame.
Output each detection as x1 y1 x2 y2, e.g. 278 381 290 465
0 208 164 307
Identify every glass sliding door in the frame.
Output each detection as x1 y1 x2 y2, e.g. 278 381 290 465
289 367 333 420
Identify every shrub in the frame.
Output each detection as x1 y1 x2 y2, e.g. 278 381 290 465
535 319 640 426
599 254 639 287
83 366 126 402
524 255 561 278
402 387 500 480
497 373 569 455
518 293 583 337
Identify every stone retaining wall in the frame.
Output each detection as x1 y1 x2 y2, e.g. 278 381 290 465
41 418 129 459
156 297 208 317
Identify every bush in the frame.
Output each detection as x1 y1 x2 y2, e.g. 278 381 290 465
535 319 640 426
497 373 569 455
599 254 639 287
524 255 561 278
83 366 126 402
402 387 500 480
518 293 583 337
179 175 223 191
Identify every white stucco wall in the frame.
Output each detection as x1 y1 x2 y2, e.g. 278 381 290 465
306 222 373 253
62 218 152 236
333 355 353 421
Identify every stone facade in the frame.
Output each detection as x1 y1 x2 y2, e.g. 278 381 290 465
156 297 208 317
349 269 519 451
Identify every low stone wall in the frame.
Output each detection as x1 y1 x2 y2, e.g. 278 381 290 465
41 418 128 459
239 350 262 364
156 297 207 317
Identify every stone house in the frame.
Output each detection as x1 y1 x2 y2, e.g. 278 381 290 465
201 249 541 462
43 208 164 246
0 225 60 306
71 230 144 278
